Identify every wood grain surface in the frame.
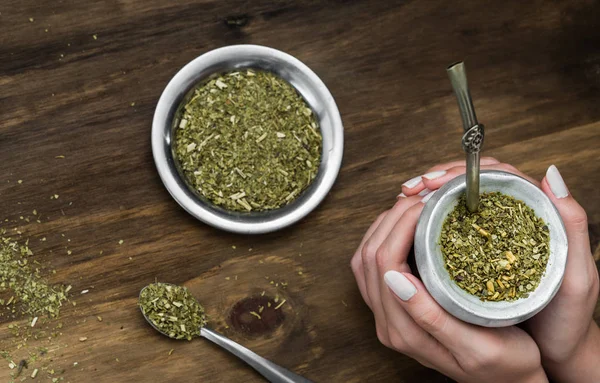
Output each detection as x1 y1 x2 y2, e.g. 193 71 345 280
1 0 600 382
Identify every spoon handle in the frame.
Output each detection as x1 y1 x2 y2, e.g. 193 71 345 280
201 327 314 383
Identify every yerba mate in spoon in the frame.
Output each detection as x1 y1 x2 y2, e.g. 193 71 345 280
139 282 207 340
139 283 313 383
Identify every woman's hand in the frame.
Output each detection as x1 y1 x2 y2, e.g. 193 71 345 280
398 156 539 198
350 163 548 382
526 166 600 383
399 159 600 383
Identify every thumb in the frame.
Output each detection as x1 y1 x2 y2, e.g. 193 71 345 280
542 165 591 255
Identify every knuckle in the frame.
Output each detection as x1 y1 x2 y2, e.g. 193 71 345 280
406 203 424 219
376 325 390 348
377 210 389 223
564 205 588 232
388 332 408 353
416 306 445 333
464 344 503 371
481 344 504 367
362 239 379 264
562 266 598 298
375 246 389 270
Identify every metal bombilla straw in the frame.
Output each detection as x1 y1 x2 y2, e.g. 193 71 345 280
447 62 485 212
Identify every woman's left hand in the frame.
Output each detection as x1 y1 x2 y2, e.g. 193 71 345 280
351 159 548 383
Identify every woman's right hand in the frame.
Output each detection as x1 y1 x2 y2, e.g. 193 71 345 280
526 165 600 383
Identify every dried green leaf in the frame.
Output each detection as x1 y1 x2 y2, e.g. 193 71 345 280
0 231 69 317
440 192 550 301
139 283 207 341
173 70 322 211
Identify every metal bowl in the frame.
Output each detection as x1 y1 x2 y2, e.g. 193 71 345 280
415 170 568 327
152 45 344 234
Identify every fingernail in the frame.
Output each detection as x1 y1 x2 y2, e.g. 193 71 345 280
546 165 569 199
418 188 431 197
397 192 407 199
402 176 422 189
421 190 436 203
384 271 417 301
422 170 446 180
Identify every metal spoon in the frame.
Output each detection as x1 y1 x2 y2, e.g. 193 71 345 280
139 284 313 383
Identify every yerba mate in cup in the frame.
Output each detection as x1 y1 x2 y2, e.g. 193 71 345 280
440 192 550 302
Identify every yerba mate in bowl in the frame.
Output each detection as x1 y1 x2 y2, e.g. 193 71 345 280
415 171 568 327
173 70 322 212
152 45 344 234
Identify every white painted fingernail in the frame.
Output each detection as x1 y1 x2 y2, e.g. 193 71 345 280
546 165 569 199
418 188 431 197
421 190 436 203
402 176 422 189
422 170 446 180
397 192 407 199
384 271 417 301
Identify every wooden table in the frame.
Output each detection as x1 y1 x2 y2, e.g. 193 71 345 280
1 0 599 381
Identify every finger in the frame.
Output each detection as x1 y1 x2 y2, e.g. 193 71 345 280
376 202 424 272
381 287 462 377
423 156 500 174
383 270 492 358
542 165 590 254
401 175 426 197
402 157 500 197
421 163 540 192
542 165 595 294
361 195 423 343
384 271 544 377
374 202 465 378
352 211 388 308
363 195 423 286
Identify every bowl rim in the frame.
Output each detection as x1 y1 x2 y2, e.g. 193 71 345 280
151 44 344 234
415 170 568 327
